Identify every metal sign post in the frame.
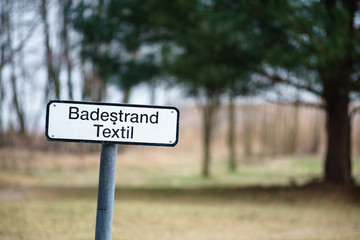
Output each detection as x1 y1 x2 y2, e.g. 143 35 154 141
45 100 179 240
95 143 118 240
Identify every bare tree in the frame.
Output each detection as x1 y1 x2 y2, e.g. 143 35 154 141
60 0 73 100
0 0 9 138
41 0 61 100
2 0 28 134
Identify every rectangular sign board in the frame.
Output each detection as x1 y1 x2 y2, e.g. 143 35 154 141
45 100 179 146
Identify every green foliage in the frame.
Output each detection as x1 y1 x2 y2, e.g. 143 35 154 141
256 0 360 184
70 0 281 98
260 0 360 96
70 0 161 92
154 0 267 97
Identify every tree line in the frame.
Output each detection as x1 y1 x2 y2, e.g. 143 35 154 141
1 0 360 185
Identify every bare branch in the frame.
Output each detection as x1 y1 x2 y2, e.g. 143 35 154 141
255 67 323 96
267 73 322 96
0 20 39 70
267 98 326 109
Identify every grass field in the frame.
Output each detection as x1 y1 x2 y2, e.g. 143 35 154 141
0 148 360 240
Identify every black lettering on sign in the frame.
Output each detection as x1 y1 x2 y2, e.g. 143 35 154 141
70 106 159 125
101 112 109 121
80 110 89 120
112 128 120 138
110 112 117 125
150 111 159 124
103 128 111 138
94 124 103 137
93 124 134 139
69 107 79 119
90 108 100 121
118 110 124 122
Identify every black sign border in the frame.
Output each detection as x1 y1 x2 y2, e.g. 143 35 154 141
45 100 180 147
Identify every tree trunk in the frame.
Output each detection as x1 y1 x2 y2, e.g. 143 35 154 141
322 0 355 185
243 103 253 158
0 70 3 142
122 87 131 104
324 95 352 184
10 73 25 134
0 0 6 134
60 0 73 100
309 109 321 154
5 1 25 135
41 0 60 100
201 92 219 178
288 98 299 154
81 58 91 100
227 92 237 172
202 116 211 178
149 78 157 105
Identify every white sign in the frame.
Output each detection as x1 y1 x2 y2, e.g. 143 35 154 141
45 100 179 146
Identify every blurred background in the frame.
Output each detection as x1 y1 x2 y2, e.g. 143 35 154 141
1 0 360 239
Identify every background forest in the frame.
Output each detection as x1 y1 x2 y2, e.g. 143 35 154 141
2 0 360 184
1 1 360 239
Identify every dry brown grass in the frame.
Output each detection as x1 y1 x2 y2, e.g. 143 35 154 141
0 102 359 239
0 183 359 240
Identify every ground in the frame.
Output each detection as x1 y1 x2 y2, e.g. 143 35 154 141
0 148 359 240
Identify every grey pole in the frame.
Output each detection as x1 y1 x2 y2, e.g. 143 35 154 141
95 143 118 240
